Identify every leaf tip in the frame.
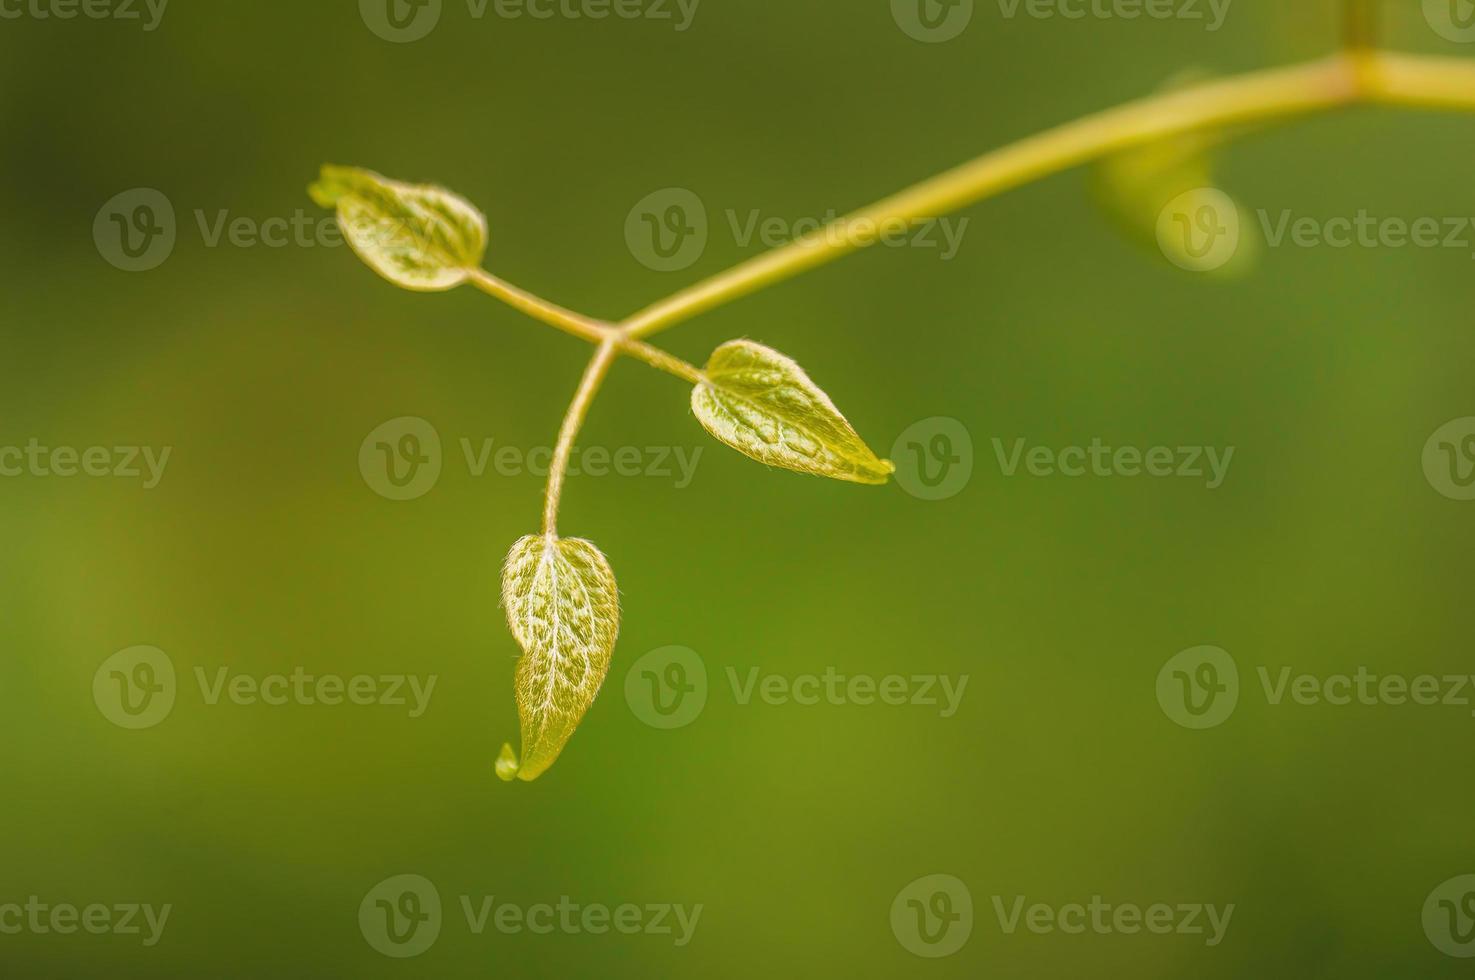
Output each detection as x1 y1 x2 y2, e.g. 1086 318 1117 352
495 742 521 782
307 164 358 209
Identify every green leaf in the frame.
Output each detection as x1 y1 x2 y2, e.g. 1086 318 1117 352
499 534 620 782
692 339 894 485
1092 73 1257 276
308 164 487 292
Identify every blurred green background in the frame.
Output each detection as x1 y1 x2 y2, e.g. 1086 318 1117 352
3 0 1475 976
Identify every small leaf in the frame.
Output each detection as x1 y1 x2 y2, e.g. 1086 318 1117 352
308 164 487 292
692 339 894 485
1092 72 1257 277
500 534 620 782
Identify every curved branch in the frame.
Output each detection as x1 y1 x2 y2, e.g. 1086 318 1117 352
620 52 1475 341
543 339 619 536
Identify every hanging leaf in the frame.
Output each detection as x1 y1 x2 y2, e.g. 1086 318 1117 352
309 164 487 291
498 534 620 782
1092 72 1258 276
691 339 894 485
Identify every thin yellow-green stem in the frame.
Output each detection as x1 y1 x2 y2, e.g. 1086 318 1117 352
621 56 1356 338
468 268 612 345
467 52 1475 347
618 338 706 385
466 269 704 383
486 47 1475 536
1365 53 1475 110
543 339 619 535
621 51 1475 340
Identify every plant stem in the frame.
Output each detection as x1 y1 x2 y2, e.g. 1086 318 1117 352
1366 53 1475 110
471 52 1475 347
617 337 706 385
1343 0 1378 52
480 47 1475 535
468 268 612 345
465 269 704 384
543 339 619 535
621 51 1475 340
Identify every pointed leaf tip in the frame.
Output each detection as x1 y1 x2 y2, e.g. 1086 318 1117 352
495 743 521 782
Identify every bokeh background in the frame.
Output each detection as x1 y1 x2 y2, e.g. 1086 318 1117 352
3 0 1474 976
